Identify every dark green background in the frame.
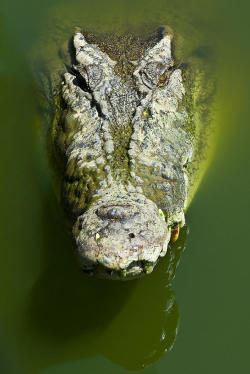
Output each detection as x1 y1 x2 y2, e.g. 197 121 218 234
0 0 250 373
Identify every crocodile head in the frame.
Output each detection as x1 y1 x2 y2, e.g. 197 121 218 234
56 27 191 279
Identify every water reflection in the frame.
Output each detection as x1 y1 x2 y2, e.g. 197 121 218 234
27 194 187 372
100 228 187 370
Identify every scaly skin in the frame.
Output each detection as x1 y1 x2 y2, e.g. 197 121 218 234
33 25 215 279
50 28 192 279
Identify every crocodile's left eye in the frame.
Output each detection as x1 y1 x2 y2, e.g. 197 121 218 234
141 62 164 88
159 69 171 86
142 59 173 89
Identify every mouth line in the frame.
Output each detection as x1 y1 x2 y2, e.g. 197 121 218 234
82 258 157 280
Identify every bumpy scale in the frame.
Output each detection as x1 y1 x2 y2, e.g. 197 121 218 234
60 30 193 279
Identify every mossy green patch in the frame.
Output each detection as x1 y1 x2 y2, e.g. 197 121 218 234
109 122 133 180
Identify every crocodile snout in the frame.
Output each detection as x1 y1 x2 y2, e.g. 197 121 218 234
73 192 171 279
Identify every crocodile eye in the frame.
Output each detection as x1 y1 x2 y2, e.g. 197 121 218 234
159 70 170 86
141 62 165 88
74 64 103 91
141 61 173 89
158 63 174 87
85 64 103 90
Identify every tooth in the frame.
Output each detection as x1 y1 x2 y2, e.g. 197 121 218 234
120 269 127 278
143 264 154 274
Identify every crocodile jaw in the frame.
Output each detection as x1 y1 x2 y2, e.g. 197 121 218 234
73 192 170 279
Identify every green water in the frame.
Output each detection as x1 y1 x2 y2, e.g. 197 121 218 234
0 0 250 373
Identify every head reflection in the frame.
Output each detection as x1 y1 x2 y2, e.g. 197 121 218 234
98 227 187 370
28 201 187 372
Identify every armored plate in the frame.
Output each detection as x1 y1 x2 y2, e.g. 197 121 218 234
33 26 215 279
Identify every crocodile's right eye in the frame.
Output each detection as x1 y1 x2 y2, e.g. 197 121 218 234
85 64 103 90
74 64 103 91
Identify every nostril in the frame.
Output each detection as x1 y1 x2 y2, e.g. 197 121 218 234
102 207 126 219
96 205 134 220
129 233 135 238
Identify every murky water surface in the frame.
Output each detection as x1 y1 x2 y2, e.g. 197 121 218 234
0 0 250 373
